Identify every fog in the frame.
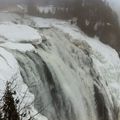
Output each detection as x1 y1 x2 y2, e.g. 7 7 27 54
0 0 120 17
107 0 120 22
0 0 119 7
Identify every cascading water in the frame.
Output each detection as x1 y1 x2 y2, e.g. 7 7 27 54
6 27 118 120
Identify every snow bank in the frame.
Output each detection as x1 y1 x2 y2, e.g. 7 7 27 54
29 16 85 42
47 18 120 64
30 17 52 28
0 23 42 43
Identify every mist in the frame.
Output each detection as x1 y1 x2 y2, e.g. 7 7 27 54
107 0 120 22
0 0 120 20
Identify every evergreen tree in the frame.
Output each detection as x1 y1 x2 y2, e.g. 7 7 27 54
0 109 3 120
2 82 20 120
27 0 39 16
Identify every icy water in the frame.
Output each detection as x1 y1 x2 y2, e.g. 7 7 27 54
8 28 118 120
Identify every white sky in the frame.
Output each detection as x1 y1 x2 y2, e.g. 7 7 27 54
107 0 120 22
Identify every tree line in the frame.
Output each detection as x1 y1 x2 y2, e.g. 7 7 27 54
27 0 120 51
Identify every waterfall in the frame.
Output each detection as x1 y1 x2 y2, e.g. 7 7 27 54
5 27 117 120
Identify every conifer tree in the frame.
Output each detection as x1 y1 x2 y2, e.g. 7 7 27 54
0 109 3 120
27 0 39 16
2 82 20 120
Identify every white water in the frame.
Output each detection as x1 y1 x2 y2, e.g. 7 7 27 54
6 27 118 120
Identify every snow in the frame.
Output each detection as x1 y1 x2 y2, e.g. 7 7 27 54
29 16 71 29
0 12 21 23
0 23 42 43
0 42 35 52
0 48 18 85
30 17 52 28
37 5 55 14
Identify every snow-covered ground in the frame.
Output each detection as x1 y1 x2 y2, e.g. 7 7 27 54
0 42 35 52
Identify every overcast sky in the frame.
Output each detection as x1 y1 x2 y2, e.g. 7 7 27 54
107 0 120 22
0 0 120 14
0 0 120 6
108 0 120 9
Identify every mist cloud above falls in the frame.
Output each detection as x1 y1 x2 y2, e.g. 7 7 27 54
107 0 120 22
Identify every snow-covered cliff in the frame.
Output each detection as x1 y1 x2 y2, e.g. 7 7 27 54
0 13 120 120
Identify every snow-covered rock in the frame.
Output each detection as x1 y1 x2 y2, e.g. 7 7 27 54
0 42 35 52
0 23 42 44
30 17 52 29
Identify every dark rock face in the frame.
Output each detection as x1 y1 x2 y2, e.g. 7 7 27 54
94 85 109 120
